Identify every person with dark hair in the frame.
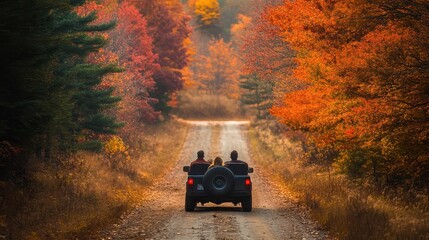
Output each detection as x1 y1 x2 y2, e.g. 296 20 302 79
224 150 248 166
190 150 210 166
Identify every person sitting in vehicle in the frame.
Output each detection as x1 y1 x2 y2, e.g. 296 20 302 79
224 150 248 166
189 150 210 175
224 150 249 175
190 150 210 166
208 157 223 170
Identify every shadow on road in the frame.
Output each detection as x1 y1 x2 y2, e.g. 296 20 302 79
193 206 242 212
191 206 268 213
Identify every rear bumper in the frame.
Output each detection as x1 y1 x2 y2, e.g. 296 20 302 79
186 190 251 204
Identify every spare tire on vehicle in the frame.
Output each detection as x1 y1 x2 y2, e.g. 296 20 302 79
203 167 235 196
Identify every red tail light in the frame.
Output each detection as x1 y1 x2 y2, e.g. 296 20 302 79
245 178 251 186
187 177 194 186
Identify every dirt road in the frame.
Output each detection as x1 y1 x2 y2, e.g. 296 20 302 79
97 121 327 240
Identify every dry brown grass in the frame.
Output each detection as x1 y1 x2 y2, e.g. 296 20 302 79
0 120 189 239
249 121 429 240
173 91 246 119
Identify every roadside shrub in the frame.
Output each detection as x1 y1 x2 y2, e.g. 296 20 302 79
103 136 130 169
327 196 390 240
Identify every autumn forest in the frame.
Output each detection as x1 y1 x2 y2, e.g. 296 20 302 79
1 0 428 239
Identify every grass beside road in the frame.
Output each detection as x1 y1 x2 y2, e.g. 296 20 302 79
173 91 246 120
0 120 189 240
248 121 429 240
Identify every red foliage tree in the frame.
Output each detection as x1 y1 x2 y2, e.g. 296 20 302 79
130 0 192 114
111 2 160 123
77 1 160 138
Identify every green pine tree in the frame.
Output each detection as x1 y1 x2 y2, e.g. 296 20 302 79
1 0 68 160
240 74 273 119
51 1 122 152
0 0 122 163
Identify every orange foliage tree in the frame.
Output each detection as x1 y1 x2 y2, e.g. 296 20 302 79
264 0 429 187
233 1 299 102
193 38 241 98
232 1 298 119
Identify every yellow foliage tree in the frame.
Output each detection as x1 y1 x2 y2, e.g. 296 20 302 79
103 136 130 168
194 0 220 26
181 37 198 89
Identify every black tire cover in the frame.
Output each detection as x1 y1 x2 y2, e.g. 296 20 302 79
203 167 235 196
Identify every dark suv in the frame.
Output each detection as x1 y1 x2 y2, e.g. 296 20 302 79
183 163 254 212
